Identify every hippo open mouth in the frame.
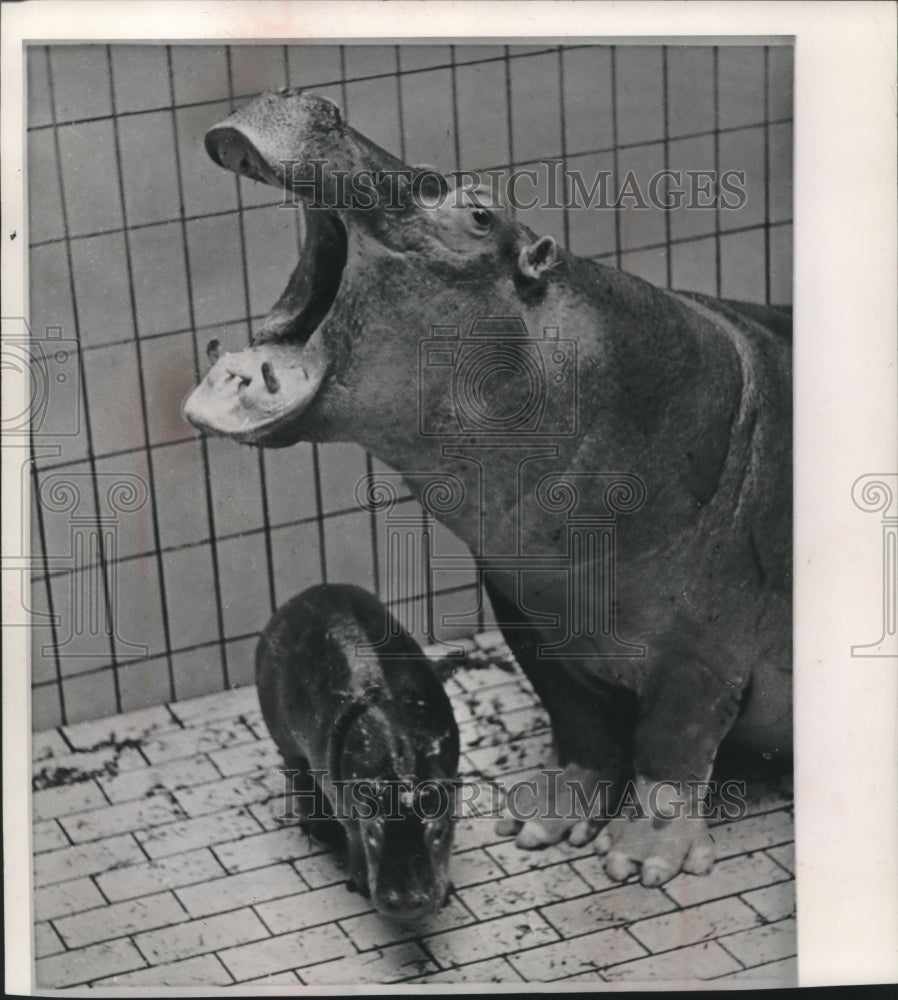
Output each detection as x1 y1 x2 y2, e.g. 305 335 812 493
182 92 362 446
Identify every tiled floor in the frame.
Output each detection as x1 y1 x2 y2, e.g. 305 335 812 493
31 632 796 988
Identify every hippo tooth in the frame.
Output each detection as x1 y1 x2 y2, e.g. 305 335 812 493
261 361 280 394
207 338 221 365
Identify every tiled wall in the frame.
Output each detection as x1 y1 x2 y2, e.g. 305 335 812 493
26 43 793 727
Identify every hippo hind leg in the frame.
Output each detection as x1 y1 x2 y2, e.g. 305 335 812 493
484 579 634 849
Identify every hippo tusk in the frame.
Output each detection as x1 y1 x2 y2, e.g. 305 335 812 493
261 360 280 394
207 339 221 365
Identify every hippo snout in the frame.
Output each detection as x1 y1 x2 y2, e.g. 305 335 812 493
374 885 447 922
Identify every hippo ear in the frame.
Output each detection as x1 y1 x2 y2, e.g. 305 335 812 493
518 236 558 281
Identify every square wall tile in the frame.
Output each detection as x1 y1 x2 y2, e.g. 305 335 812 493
206 435 265 538
217 532 274 638
345 76 403 161
118 656 173 713
29 242 76 344
670 235 718 298
323 511 375 592
82 340 147 456
171 45 230 106
48 565 114 675
719 126 766 232
186 214 248 328
564 152 616 257
769 224 792 306
719 226 765 303
614 141 667 253
456 60 510 170
562 47 614 156
621 246 669 288
286 45 343 89
614 46 664 147
34 463 96 571
718 46 766 129
399 46 452 73
118 111 181 226
175 100 238 218
510 53 562 164
229 44 289 98
110 45 171 114
111 553 168 661
224 636 258 687
28 47 53 128
271 521 324 607
666 46 716 138
49 44 112 123
767 46 794 121
33 681 64 730
171 643 226 702
317 442 369 514
454 46 506 65
69 231 134 349
130 222 191 336
667 134 717 243
263 443 318 527
93 449 155 562
163 543 221 650
61 669 120 723
768 121 793 224
242 205 301 319
399 68 455 172
30 575 59 685
343 45 397 80
151 439 212 550
432 585 482 643
141 330 203 447
57 119 123 236
28 129 65 244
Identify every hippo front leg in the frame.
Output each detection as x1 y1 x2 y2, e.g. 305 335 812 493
595 653 747 886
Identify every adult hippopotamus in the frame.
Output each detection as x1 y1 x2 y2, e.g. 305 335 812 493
183 89 792 886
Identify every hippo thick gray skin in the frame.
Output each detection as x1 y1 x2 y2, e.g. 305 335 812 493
256 584 459 920
184 90 792 886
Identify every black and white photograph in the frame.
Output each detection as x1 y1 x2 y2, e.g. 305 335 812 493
2 0 896 993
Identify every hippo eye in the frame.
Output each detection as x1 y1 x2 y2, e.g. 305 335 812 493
471 207 493 229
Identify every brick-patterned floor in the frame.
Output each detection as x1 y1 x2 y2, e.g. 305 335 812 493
31 632 796 988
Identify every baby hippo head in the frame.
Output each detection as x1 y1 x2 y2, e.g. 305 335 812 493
358 778 456 921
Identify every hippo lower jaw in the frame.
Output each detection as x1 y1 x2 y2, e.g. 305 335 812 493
182 204 348 445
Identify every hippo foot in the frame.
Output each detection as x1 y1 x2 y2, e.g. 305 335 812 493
494 762 610 849
594 776 715 886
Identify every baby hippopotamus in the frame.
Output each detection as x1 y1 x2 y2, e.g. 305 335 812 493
255 583 459 920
